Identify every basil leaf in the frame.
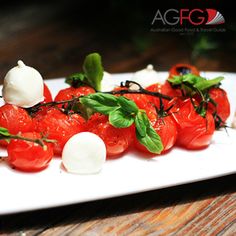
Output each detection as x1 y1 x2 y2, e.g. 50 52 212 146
117 96 139 114
65 73 86 88
167 75 183 85
83 53 103 91
194 76 224 91
182 74 205 85
109 108 134 128
134 111 148 137
136 124 163 154
80 93 118 115
135 112 163 154
168 74 224 94
0 127 10 137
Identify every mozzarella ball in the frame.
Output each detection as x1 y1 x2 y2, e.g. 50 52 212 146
132 64 165 86
101 71 115 92
62 132 106 174
2 60 44 108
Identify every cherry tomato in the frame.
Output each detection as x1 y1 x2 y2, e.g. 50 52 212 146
145 83 179 109
7 132 54 172
145 83 164 108
32 83 53 116
113 86 150 109
55 86 95 103
43 83 53 103
135 115 177 154
161 81 183 98
33 108 86 155
171 98 215 149
0 104 32 146
168 63 200 78
208 88 230 123
114 87 157 120
125 93 158 121
86 113 134 158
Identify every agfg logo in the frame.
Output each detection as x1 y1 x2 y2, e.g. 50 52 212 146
151 9 225 26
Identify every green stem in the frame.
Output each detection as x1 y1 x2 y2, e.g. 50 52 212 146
0 134 56 148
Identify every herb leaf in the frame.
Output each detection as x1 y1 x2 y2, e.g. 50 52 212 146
168 74 224 92
117 96 139 114
0 127 10 137
134 111 148 137
183 74 205 85
135 112 163 154
80 93 119 115
109 108 134 128
65 73 86 88
83 53 103 91
194 76 224 91
168 75 184 85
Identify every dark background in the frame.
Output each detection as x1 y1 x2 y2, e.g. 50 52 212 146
0 0 235 83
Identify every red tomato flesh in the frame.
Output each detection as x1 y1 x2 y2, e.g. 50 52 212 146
171 98 215 149
33 108 85 155
86 113 134 158
7 132 54 172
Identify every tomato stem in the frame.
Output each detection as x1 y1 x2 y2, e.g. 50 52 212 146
26 97 82 116
26 80 172 117
106 80 172 100
0 133 56 148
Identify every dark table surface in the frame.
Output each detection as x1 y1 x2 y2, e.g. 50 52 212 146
0 2 236 235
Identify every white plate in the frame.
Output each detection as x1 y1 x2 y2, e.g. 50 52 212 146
1 72 236 215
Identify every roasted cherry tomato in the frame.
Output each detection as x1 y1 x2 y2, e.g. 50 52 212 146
55 86 95 103
43 83 53 103
145 83 164 108
161 81 183 98
208 88 230 123
32 83 53 116
0 104 32 134
113 87 151 109
114 87 157 120
33 108 86 155
135 115 177 154
171 98 215 149
0 104 32 146
86 113 134 158
145 82 180 109
7 132 54 172
168 63 200 78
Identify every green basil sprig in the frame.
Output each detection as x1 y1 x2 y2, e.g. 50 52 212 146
168 73 224 92
83 53 103 91
135 111 163 154
79 93 118 115
80 93 163 154
66 52 104 91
